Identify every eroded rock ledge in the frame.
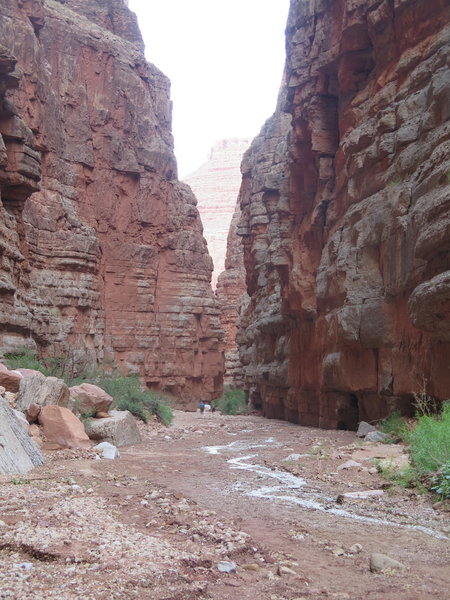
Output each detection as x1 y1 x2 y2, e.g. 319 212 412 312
237 0 450 427
0 0 224 404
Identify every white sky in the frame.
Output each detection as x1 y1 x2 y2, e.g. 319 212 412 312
127 0 290 178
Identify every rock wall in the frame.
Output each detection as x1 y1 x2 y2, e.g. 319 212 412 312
215 199 248 388
183 138 251 288
0 0 224 405
238 0 450 427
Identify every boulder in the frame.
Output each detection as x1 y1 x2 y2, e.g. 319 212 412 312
356 421 377 438
12 409 29 431
0 398 45 475
84 410 141 447
69 383 113 416
15 373 70 413
0 364 22 393
365 431 390 443
38 405 91 450
369 553 406 573
15 368 45 378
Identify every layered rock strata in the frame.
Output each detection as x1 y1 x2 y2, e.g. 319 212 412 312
238 0 450 427
183 138 251 288
0 0 223 404
215 200 248 388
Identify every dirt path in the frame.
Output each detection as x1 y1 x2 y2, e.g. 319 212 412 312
1 411 449 599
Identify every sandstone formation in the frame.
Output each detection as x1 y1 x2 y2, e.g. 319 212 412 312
238 0 450 427
183 139 251 288
84 409 141 447
215 200 248 388
15 373 70 412
0 397 45 474
38 404 91 449
0 0 223 405
69 382 113 416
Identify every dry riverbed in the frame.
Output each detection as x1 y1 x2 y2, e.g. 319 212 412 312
0 410 449 599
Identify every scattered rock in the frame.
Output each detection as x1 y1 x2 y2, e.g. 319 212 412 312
241 563 260 571
284 453 305 461
93 442 120 459
69 383 113 416
365 431 390 443
332 548 345 557
15 373 70 413
84 410 142 447
337 460 362 471
217 560 237 573
0 398 45 475
342 490 385 500
38 405 91 450
349 543 363 554
369 553 406 573
277 565 297 575
356 421 377 437
0 364 22 393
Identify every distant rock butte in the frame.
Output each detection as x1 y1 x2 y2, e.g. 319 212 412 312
237 0 450 427
0 0 223 405
183 139 252 289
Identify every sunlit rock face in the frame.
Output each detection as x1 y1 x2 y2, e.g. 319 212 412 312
0 0 224 405
238 0 450 428
183 138 251 289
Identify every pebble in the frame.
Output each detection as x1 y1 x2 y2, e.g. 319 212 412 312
13 563 33 571
242 563 260 571
337 460 362 471
349 543 363 554
217 561 237 573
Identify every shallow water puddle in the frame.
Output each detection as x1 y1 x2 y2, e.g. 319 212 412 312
202 440 448 541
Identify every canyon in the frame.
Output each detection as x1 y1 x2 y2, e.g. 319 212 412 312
0 0 449 426
234 0 450 427
0 0 223 405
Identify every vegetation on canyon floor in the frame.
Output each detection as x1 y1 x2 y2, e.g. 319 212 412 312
5 350 174 427
214 388 248 415
379 400 450 500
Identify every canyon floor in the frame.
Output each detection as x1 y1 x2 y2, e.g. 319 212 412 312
0 411 449 600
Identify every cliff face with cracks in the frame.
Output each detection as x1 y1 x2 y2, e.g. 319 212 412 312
238 0 450 427
0 0 223 404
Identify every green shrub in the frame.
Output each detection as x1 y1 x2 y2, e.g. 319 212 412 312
380 410 409 442
408 402 450 474
217 388 248 415
86 375 173 426
4 349 50 375
431 463 450 500
375 460 422 490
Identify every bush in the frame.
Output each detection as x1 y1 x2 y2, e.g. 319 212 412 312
216 388 248 415
408 402 450 474
380 410 409 442
84 374 173 426
431 463 450 500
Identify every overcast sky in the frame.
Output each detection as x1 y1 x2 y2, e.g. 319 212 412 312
128 0 290 177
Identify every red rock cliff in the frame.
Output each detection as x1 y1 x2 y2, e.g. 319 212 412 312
238 0 450 427
0 0 224 404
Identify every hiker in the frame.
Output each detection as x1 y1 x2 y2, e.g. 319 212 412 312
199 401 205 414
